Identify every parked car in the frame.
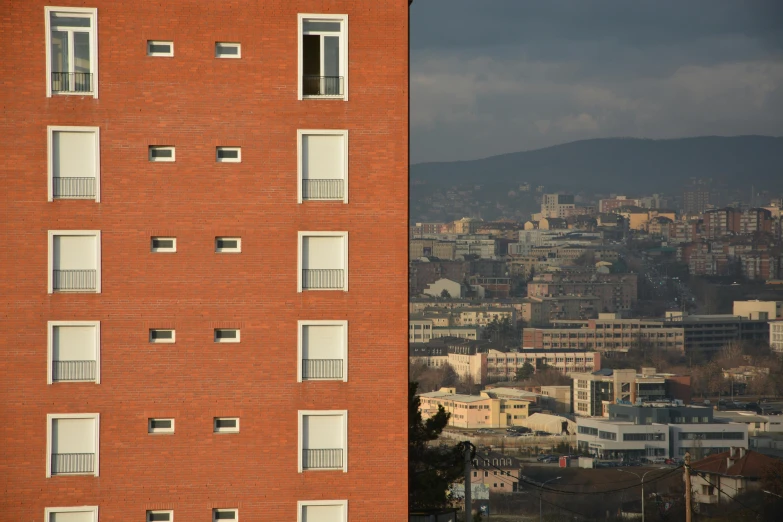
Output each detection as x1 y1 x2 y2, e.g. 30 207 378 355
536 454 553 462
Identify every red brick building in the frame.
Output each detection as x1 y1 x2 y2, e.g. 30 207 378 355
2 2 409 521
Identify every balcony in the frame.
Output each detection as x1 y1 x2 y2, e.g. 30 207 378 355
302 75 344 97
302 359 343 380
302 448 343 470
52 360 96 382
302 269 344 290
53 177 96 199
51 72 93 94
51 453 94 474
302 179 344 200
53 269 97 291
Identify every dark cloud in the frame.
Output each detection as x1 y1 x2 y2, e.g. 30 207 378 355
410 0 783 163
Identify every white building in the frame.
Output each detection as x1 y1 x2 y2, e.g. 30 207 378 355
770 319 783 354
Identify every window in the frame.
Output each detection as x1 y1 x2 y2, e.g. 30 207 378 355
150 329 175 343
148 418 174 434
298 14 347 99
48 231 101 293
147 511 173 522
298 501 347 522
298 130 348 202
214 417 239 433
216 42 241 58
151 237 176 253
47 126 100 201
46 413 99 477
147 40 174 57
298 320 348 382
215 237 241 253
298 232 348 291
216 146 241 163
45 7 97 97
213 509 237 521
48 321 100 384
214 328 240 343
45 507 99 522
299 410 347 472
149 146 175 162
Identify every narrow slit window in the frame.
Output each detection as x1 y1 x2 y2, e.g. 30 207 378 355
216 42 241 58
214 328 240 343
214 417 239 433
215 237 241 253
151 237 176 252
147 511 173 522
216 147 241 163
149 146 175 162
147 40 174 57
150 329 175 343
148 418 174 434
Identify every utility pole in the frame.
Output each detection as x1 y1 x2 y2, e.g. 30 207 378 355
684 452 692 522
464 441 473 522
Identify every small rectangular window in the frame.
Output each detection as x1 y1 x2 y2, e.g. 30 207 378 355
148 418 174 434
213 509 237 521
214 417 239 433
149 146 175 162
215 237 241 253
216 147 241 163
216 42 241 58
147 40 174 57
150 329 175 343
214 328 240 343
151 237 176 252
147 511 173 522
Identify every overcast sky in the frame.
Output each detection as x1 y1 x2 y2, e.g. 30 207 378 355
410 0 783 163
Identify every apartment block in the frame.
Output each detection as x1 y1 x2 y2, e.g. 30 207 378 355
527 272 638 313
3 2 409 521
418 387 533 429
486 349 601 383
771 320 783 355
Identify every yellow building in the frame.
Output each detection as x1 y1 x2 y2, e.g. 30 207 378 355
419 387 532 429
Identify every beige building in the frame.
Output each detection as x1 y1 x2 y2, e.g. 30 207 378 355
409 317 434 343
733 300 783 320
419 387 532 429
573 369 637 417
409 238 457 260
486 349 601 383
771 320 783 354
458 307 516 327
433 326 481 340
540 386 573 414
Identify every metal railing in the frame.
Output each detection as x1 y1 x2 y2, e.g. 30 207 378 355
302 75 344 96
302 179 344 200
51 72 93 93
302 448 343 469
302 359 343 380
52 360 96 381
51 453 94 474
302 269 344 290
53 177 96 199
53 269 97 291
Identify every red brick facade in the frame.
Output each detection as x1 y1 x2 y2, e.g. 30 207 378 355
2 1 409 520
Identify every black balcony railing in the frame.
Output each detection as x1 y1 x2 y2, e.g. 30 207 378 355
53 269 97 291
51 72 93 93
51 453 94 474
302 448 343 469
302 269 344 290
302 75 344 96
53 177 96 199
302 359 343 380
302 179 344 200
53 360 96 381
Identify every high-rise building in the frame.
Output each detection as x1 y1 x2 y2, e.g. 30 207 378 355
2 2 409 521
540 193 575 218
682 179 712 214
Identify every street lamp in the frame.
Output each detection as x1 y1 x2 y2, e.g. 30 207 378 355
617 468 666 522
540 476 561 522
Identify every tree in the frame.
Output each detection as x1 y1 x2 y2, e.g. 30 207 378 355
440 289 451 299
516 362 535 381
409 382 466 509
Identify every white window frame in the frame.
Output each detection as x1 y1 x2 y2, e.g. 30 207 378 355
151 236 177 253
212 509 238 521
297 320 348 382
45 506 99 522
149 329 175 343
216 146 241 163
214 328 240 343
47 230 101 294
215 237 241 253
46 413 100 478
47 320 101 385
297 13 348 101
297 231 348 292
146 510 173 522
296 129 348 203
149 146 175 162
148 418 175 434
297 500 348 522
213 417 240 434
297 410 348 473
147 40 174 57
47 126 101 202
44 6 98 98
215 42 241 58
